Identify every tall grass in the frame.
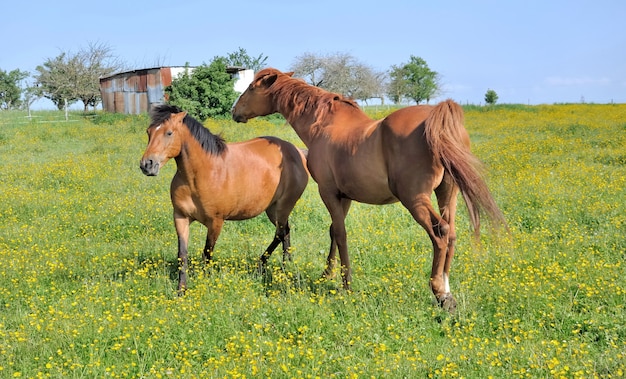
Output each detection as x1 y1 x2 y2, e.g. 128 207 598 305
0 104 624 378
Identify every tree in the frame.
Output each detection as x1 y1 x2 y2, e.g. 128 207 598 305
387 65 407 105
225 47 269 72
165 58 239 120
387 55 440 104
290 52 384 103
290 52 325 86
0 68 29 110
34 42 122 111
485 89 499 105
21 79 42 117
351 69 386 105
34 53 76 110
75 42 122 110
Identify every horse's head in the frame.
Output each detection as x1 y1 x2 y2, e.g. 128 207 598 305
140 109 186 176
232 68 293 123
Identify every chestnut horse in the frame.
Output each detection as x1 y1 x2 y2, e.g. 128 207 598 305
232 68 506 311
140 104 308 293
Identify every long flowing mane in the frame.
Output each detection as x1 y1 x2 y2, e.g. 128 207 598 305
268 70 363 129
149 104 227 155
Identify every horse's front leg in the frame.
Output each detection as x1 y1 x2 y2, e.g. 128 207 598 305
203 218 224 265
320 194 352 289
174 214 191 295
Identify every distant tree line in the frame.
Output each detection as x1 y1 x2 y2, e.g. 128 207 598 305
1 43 446 118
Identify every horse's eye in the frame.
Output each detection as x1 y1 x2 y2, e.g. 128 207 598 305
166 130 173 136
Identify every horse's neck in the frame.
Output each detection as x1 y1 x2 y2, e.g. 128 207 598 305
275 93 320 147
286 120 316 147
174 142 221 180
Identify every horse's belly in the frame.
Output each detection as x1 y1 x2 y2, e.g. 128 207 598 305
338 177 398 205
206 192 273 221
352 192 398 205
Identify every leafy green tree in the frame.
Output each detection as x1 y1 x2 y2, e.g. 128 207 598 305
387 55 440 104
386 65 407 104
0 68 29 110
34 53 77 110
225 47 268 72
165 58 239 120
485 89 499 105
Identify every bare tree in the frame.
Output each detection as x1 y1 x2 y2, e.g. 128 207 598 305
76 42 123 110
35 42 123 112
22 81 42 118
290 52 385 103
290 52 326 87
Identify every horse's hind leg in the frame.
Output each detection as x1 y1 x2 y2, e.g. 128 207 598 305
400 192 456 312
259 232 280 272
261 204 292 271
322 224 338 279
434 174 460 311
261 222 290 265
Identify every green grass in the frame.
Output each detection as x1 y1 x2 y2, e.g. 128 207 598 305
0 104 625 378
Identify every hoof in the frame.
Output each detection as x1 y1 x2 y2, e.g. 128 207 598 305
257 260 268 276
438 293 457 313
282 252 293 263
321 268 336 280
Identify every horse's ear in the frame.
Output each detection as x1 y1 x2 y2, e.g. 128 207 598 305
285 71 294 77
173 111 187 121
261 73 279 88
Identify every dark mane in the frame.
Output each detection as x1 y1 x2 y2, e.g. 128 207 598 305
263 69 362 129
149 104 227 155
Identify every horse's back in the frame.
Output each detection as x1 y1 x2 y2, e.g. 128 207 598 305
380 105 433 137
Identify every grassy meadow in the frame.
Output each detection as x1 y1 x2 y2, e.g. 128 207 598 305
0 103 624 378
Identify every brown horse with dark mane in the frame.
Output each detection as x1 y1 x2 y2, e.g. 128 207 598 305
140 104 309 293
232 68 506 311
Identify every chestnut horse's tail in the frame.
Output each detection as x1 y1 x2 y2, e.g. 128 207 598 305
424 99 506 233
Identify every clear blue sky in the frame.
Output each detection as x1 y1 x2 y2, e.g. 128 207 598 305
3 0 625 109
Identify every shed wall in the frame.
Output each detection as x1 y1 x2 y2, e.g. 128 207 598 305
100 68 173 114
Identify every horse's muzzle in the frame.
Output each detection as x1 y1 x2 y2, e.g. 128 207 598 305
140 158 160 176
232 113 248 123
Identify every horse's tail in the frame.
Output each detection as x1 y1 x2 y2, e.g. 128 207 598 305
424 99 506 233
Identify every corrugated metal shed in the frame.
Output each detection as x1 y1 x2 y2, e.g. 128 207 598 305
99 67 189 114
99 66 253 114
